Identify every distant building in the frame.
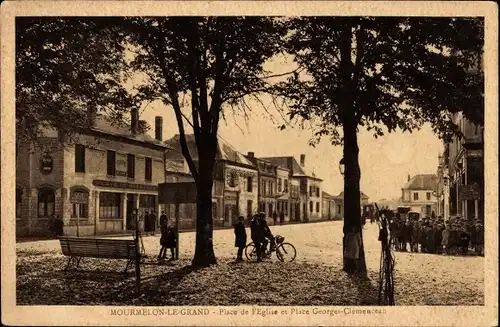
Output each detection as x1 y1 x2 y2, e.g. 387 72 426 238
401 174 438 217
259 154 323 222
322 191 343 220
16 109 167 237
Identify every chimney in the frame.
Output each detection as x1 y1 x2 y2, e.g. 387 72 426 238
155 116 163 141
407 174 411 182
300 154 305 167
87 104 97 127
131 108 139 134
247 152 254 158
138 120 148 134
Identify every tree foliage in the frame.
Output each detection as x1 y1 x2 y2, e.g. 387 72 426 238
279 17 484 145
16 17 135 144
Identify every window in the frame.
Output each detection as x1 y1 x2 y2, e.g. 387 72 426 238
337 205 342 214
278 178 282 192
99 192 122 219
316 187 320 197
212 202 218 219
262 181 266 196
75 144 85 173
247 200 253 218
309 186 313 196
16 188 22 218
127 154 135 179
107 151 116 176
71 191 89 218
38 189 55 217
284 179 288 193
316 202 320 213
145 157 152 181
247 177 253 192
309 201 313 212
413 192 419 201
284 202 288 215
426 192 431 200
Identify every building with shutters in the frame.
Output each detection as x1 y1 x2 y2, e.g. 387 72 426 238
16 108 167 237
258 154 323 222
400 174 438 217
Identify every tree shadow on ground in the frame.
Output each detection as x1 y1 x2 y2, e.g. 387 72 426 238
346 273 380 305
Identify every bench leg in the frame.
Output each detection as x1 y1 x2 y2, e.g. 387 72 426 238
123 260 133 275
76 257 82 270
65 257 74 272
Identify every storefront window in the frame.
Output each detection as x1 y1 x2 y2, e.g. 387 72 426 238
99 192 122 219
38 188 55 217
139 194 156 217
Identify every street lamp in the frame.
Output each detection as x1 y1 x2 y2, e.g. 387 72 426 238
339 158 345 176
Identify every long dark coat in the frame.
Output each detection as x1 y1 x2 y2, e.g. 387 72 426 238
234 222 247 248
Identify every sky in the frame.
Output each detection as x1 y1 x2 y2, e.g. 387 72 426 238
139 98 444 202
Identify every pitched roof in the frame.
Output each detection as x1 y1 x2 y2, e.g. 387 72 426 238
337 191 370 200
402 174 438 190
259 156 322 180
164 134 256 168
92 116 168 148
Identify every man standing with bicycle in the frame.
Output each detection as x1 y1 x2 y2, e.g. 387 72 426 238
250 214 264 262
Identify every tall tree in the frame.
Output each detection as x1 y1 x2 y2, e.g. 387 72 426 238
124 17 285 266
16 17 135 145
17 17 286 266
277 17 483 274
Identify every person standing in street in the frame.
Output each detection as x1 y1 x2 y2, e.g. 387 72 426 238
143 211 150 235
160 211 167 228
234 216 247 262
150 210 157 235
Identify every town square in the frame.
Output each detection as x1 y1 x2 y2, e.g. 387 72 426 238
1 5 497 327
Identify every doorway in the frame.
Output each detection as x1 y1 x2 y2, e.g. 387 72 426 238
126 194 136 230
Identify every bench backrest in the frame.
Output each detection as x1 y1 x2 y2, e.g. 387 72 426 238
59 237 139 260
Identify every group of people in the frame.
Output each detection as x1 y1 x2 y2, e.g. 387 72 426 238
389 214 484 256
234 212 275 262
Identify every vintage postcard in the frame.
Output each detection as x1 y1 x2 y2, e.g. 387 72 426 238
1 1 498 326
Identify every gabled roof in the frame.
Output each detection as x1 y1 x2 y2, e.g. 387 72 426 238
92 116 168 148
164 134 256 168
259 156 322 180
402 174 438 190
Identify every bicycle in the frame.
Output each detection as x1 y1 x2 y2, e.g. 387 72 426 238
244 235 297 262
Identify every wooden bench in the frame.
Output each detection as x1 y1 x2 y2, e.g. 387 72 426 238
59 237 140 274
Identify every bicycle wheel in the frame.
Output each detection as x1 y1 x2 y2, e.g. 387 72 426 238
276 242 296 262
245 242 258 261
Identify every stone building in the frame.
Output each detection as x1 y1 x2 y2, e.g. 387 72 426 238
442 113 484 220
16 109 167 237
400 174 438 217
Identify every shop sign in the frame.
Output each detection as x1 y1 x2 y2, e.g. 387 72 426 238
92 179 158 191
40 153 54 175
458 183 480 201
158 182 197 204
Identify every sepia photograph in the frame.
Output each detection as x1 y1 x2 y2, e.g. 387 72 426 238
1 1 498 326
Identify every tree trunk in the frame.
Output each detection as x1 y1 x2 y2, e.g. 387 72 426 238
342 116 367 276
191 148 217 267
